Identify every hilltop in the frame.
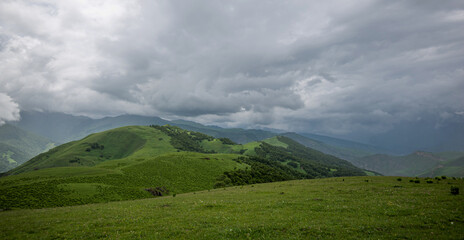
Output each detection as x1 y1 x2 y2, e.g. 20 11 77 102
0 125 365 209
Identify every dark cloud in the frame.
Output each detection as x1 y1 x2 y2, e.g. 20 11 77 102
0 0 463 139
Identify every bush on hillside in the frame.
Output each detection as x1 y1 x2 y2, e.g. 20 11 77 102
145 187 169 197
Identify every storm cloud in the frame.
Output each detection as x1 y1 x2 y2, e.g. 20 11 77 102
1 0 463 138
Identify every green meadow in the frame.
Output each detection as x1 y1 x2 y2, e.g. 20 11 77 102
1 176 463 239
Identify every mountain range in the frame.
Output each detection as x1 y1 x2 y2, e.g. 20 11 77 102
2 110 464 177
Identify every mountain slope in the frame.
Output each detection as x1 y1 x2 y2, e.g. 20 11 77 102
298 132 389 155
418 154 464 177
6 126 154 175
281 132 375 162
152 125 366 178
0 124 54 172
1 125 366 209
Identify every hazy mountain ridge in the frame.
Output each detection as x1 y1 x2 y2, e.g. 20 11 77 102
5 110 463 178
0 124 54 172
282 132 377 162
9 110 386 155
354 151 464 177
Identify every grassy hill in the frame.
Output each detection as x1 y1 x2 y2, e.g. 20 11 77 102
1 125 366 209
0 124 54 173
1 176 463 239
355 151 464 177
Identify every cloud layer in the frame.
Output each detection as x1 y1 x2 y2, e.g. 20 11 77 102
0 93 20 125
1 0 463 138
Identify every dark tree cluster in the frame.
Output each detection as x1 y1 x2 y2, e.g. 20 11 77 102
218 137 237 145
255 138 366 177
85 142 104 152
214 156 307 188
150 125 215 153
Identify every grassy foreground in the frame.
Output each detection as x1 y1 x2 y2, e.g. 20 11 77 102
1 176 463 239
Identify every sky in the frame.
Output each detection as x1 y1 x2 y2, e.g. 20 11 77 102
1 0 463 142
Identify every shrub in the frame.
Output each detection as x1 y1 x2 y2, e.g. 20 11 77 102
409 180 414 183
450 186 459 195
414 180 420 183
397 178 402 181
441 176 447 180
145 186 169 196
426 180 433 184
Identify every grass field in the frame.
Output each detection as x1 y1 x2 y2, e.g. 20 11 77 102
0 152 247 209
1 176 463 239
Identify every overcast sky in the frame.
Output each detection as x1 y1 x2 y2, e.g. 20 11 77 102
1 0 463 139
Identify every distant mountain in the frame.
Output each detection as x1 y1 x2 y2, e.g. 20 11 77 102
418 154 464 177
170 119 277 144
0 124 54 172
11 111 275 144
354 151 464 177
11 111 169 144
282 132 378 162
298 132 390 155
1 125 365 209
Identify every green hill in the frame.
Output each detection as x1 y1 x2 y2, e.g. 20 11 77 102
355 151 464 177
1 176 463 239
0 124 54 173
1 125 365 209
